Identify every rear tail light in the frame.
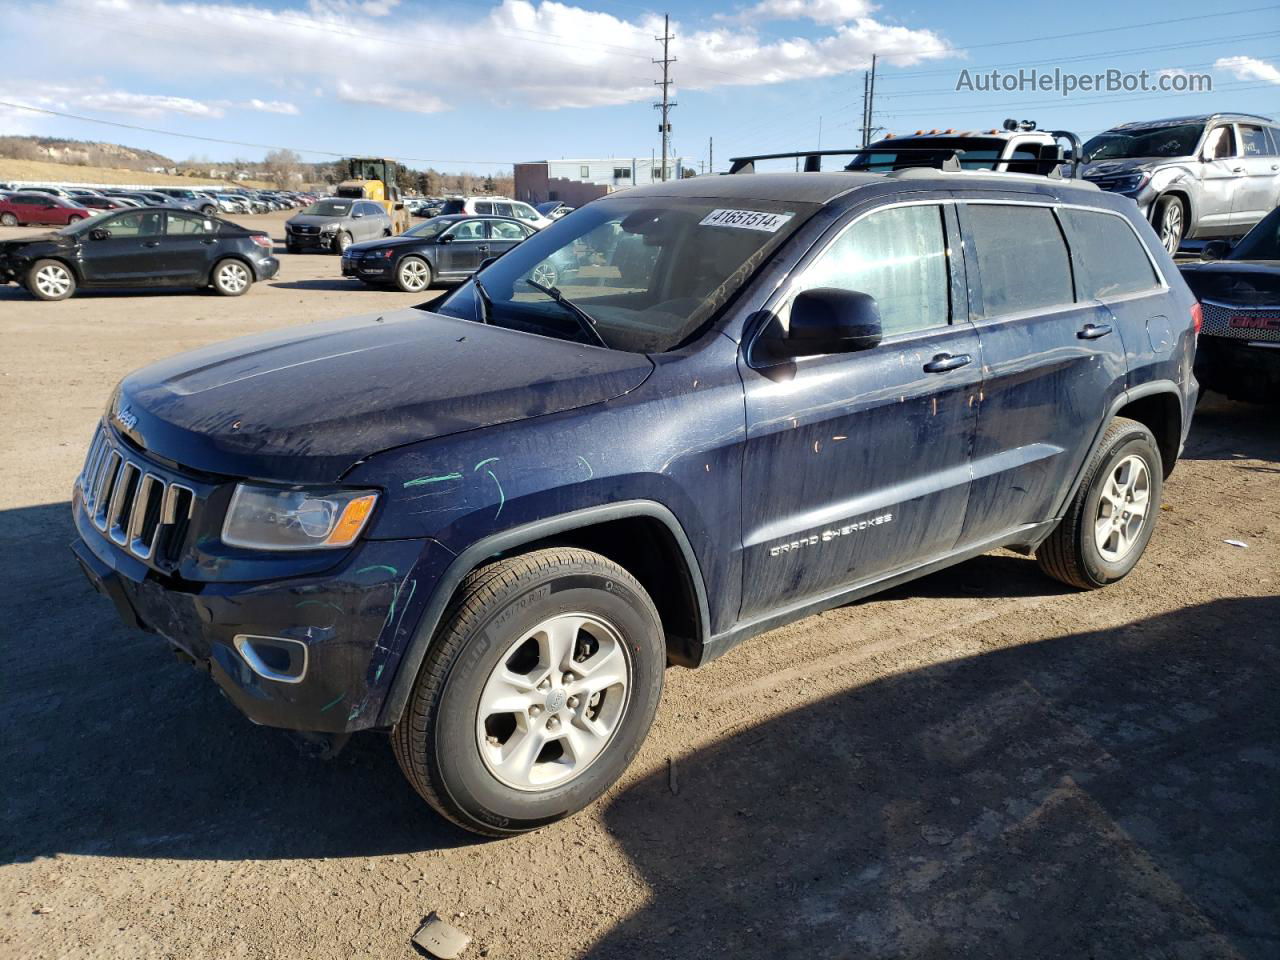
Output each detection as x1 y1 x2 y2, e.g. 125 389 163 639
250 234 273 249
1190 301 1203 336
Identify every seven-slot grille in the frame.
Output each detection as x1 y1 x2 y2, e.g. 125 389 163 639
1201 300 1280 344
79 429 196 562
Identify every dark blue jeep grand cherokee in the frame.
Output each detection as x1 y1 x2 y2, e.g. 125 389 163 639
72 168 1199 835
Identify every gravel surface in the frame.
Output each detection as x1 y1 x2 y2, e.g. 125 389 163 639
1 212 1277 959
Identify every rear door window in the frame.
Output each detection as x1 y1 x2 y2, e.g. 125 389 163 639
495 202 514 217
165 213 217 235
795 203 950 337
1238 124 1269 157
1058 209 1160 299
474 201 494 215
964 204 1073 316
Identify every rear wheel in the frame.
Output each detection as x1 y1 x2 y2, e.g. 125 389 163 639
392 548 665 836
211 258 252 296
66 215 84 224
201 205 216 216
530 261 559 287
26 259 76 301
1153 195 1185 255
395 256 433 293
1037 417 1163 589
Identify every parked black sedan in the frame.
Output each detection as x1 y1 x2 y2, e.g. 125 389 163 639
341 214 534 292
1180 206 1280 404
0 208 279 301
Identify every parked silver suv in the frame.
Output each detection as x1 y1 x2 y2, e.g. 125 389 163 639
1080 113 1280 254
285 198 393 254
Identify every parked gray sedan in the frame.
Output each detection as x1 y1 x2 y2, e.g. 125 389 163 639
1080 112 1280 254
285 198 392 254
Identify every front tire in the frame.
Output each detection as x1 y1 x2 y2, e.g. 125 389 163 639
1037 417 1163 589
395 255 433 293
211 258 252 296
334 231 352 255
392 548 665 836
1 212 19 226
26 259 76 301
1153 195 1185 256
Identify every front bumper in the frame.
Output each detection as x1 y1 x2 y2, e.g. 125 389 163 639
341 254 393 280
1195 336 1280 403
286 230 335 250
71 486 452 734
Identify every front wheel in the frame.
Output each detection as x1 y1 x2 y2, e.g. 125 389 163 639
26 259 76 300
66 215 84 224
1153 195 1185 256
1037 416 1163 589
395 255 433 293
333 231 352 254
211 258 252 296
392 548 665 836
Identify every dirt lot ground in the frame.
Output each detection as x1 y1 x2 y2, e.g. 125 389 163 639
1 211 1277 960
0 159 269 188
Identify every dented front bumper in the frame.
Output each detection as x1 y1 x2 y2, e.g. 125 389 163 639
71 486 453 734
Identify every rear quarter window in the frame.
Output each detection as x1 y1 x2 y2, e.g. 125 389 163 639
965 204 1073 315
1059 208 1161 299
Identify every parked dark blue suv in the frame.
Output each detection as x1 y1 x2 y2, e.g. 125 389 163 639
71 166 1199 835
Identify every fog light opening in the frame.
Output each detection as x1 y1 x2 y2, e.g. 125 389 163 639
233 634 309 684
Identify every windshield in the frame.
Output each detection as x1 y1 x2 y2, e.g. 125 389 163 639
434 195 816 353
405 218 452 238
1230 207 1280 260
302 199 352 217
1082 123 1204 162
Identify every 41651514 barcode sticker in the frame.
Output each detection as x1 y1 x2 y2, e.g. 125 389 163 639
698 208 794 232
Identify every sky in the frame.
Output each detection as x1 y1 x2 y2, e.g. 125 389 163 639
1 0 1278 173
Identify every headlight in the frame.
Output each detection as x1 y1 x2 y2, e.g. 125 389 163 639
321 222 338 232
222 484 378 551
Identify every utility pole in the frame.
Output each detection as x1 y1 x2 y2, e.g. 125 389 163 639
653 14 676 182
860 53 878 147
708 136 713 175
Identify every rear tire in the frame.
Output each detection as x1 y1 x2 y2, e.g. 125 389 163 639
1036 417 1163 589
395 255 433 293
26 259 76 301
211 258 252 296
392 548 665 836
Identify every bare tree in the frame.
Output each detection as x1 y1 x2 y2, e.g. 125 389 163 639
263 148 303 188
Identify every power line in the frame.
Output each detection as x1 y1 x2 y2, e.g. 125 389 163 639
0 99 513 166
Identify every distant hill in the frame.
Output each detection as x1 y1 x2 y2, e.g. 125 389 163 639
0 136 175 172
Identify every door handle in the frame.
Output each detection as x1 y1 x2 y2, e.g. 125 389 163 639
1078 322 1113 340
1231 166 1245 174
923 353 973 373
200 238 217 245
142 240 161 247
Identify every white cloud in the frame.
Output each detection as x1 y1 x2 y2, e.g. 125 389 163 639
77 91 225 117
23 0 953 115
239 98 301 114
335 81 448 114
1214 55 1280 85
740 0 877 25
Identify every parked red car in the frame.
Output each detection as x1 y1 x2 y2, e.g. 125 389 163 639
0 193 95 227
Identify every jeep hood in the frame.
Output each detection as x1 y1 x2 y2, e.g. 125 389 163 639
114 309 654 483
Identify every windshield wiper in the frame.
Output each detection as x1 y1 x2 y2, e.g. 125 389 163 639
472 276 493 325
520 278 609 349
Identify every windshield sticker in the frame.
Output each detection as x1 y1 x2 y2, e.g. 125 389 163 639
699 209 794 232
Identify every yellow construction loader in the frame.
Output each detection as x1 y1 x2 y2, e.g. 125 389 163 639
335 157 411 235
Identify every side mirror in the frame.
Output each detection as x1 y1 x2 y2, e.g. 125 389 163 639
352 212 364 218
1201 239 1230 261
774 287 883 357
89 228 110 241
437 233 454 243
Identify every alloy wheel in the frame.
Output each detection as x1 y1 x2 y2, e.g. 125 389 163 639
1160 202 1183 255
476 612 632 791
218 261 250 294
1094 454 1151 562
530 261 559 287
34 264 72 298
398 258 430 291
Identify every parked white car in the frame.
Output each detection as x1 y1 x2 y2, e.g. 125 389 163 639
439 196 553 229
